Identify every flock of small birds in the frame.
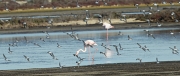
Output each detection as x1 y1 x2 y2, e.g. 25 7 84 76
1 23 179 69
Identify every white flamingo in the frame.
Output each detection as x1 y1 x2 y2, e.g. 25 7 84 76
74 40 98 59
102 22 114 42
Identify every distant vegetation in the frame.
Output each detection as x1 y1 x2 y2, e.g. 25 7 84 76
0 0 180 11
0 0 180 29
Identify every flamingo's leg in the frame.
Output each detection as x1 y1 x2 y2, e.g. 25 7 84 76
88 46 91 60
107 29 108 43
92 47 98 60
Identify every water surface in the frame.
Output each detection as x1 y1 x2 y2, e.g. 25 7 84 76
0 27 180 70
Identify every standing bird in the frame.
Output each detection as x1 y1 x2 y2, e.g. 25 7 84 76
24 36 29 43
8 47 13 54
74 40 98 60
76 61 82 67
59 62 62 69
57 43 62 48
128 35 132 40
136 58 142 63
118 31 123 35
156 57 159 64
119 43 123 50
102 22 114 42
146 19 151 27
157 22 162 27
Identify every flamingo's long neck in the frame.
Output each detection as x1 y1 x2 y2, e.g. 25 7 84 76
76 47 87 55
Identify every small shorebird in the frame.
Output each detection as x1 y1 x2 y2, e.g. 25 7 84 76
72 34 81 41
128 35 132 40
15 38 19 43
3 54 11 61
9 42 18 47
8 47 13 54
76 61 82 68
150 34 156 39
141 45 150 52
57 43 62 48
118 31 123 35
100 51 107 57
169 46 179 54
23 55 30 62
101 43 111 50
47 51 58 60
24 36 29 43
33 43 41 47
110 45 121 55
119 43 123 50
136 58 142 63
40 38 45 42
137 43 150 52
46 35 50 39
156 57 159 64
77 56 85 61
170 31 176 38
157 22 162 27
59 62 63 69
144 45 150 52
66 32 73 38
137 43 142 48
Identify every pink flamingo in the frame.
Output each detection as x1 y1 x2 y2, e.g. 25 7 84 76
102 22 114 42
74 40 98 60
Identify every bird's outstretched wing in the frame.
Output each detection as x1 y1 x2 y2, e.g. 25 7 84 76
137 43 141 48
3 54 6 59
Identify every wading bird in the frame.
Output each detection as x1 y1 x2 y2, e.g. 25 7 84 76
74 40 98 60
102 22 114 42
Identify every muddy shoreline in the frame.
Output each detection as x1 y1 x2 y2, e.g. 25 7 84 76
0 22 180 34
1 61 180 76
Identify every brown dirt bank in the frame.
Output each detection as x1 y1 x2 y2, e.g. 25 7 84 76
0 22 180 34
1 61 180 76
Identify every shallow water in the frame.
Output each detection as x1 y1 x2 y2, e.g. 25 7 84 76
0 27 180 70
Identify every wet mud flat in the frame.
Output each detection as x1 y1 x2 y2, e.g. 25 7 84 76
1 61 180 76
